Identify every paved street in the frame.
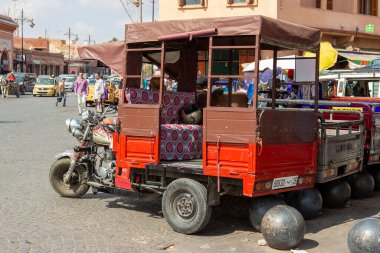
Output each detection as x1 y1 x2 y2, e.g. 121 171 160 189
0 93 379 253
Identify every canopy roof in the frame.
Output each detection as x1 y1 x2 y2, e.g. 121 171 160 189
361 59 380 69
125 15 320 52
77 41 125 76
338 51 380 62
78 16 320 77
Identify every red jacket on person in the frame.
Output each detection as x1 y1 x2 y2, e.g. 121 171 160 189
7 73 16 81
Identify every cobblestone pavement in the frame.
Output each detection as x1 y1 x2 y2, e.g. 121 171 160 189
0 93 379 253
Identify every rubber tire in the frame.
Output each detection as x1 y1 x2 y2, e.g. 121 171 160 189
33 94 36 97
221 195 250 219
49 158 89 198
162 178 212 234
16 89 20 98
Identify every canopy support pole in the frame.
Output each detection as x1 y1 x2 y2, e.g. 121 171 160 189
159 41 165 105
314 50 320 112
228 49 233 107
253 35 260 109
207 37 213 107
272 47 277 109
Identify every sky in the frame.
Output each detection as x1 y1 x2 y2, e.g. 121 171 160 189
1 0 159 45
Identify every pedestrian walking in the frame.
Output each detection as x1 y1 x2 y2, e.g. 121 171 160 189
94 73 105 113
56 78 66 107
74 73 89 115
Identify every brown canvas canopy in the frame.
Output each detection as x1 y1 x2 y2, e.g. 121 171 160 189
125 15 320 52
77 41 125 76
78 16 319 77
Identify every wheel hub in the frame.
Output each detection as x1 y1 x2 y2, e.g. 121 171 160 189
175 193 196 218
63 171 79 185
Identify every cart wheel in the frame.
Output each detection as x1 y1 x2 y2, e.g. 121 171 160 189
49 158 89 198
162 178 212 234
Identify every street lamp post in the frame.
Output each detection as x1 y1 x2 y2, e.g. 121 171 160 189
64 27 78 61
21 9 23 72
84 34 95 45
15 9 35 73
64 28 78 75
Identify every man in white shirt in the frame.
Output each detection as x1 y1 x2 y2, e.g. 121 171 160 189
94 73 105 113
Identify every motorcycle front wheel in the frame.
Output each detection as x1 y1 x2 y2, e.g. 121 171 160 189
49 158 89 198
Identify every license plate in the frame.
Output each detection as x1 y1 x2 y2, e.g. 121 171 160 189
272 176 298 190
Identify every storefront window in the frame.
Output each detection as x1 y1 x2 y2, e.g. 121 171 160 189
316 0 321 8
186 0 200 4
359 0 378 16
300 0 321 9
327 0 333 10
227 0 254 4
178 0 205 6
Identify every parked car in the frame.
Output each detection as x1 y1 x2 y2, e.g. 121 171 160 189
33 77 57 97
59 74 77 91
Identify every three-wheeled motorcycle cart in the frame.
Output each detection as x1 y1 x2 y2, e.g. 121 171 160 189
55 15 368 235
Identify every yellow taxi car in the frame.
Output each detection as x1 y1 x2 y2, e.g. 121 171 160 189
85 78 120 106
32 77 57 97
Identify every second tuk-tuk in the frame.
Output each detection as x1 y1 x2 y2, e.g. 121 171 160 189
320 69 380 188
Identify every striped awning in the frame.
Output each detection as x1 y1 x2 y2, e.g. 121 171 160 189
338 51 380 61
338 51 380 69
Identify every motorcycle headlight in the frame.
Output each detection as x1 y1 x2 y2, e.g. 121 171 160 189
72 128 84 139
65 119 82 133
81 110 94 121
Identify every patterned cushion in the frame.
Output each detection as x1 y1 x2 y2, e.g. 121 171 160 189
125 88 195 124
160 124 203 161
125 88 159 104
162 91 195 124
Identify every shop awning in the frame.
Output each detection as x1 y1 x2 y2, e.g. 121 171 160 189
53 58 64 66
338 51 380 62
338 51 380 69
78 41 125 76
31 56 45 65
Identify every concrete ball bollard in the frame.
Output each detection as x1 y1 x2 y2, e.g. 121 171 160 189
261 205 306 250
347 217 380 253
249 196 286 232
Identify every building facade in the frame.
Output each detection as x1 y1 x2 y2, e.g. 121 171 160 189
13 48 64 76
159 0 380 51
49 39 80 60
13 37 64 75
0 14 17 74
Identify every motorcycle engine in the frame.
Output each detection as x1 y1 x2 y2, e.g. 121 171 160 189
96 149 115 185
